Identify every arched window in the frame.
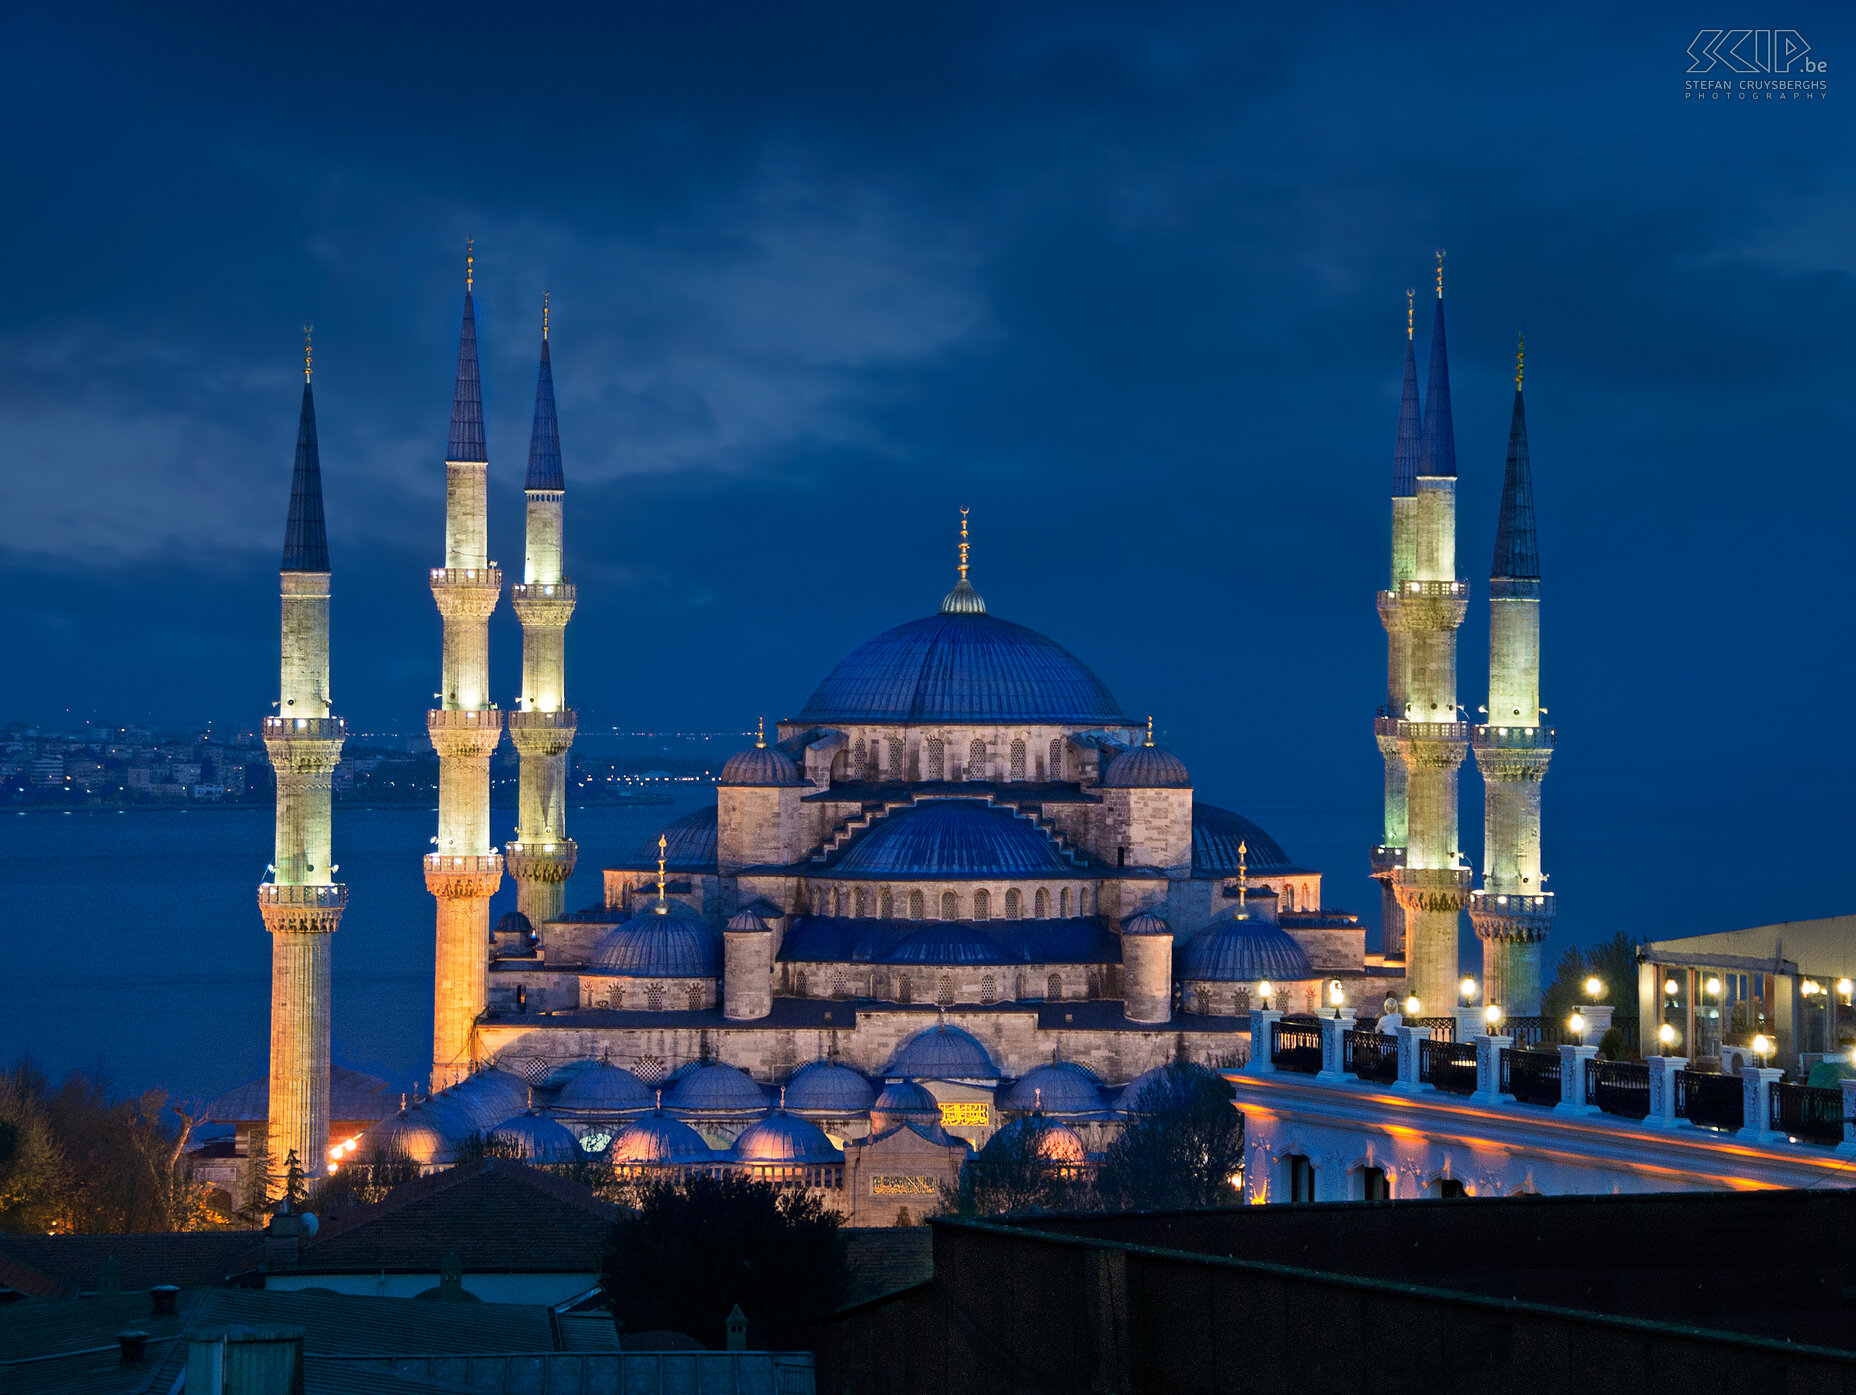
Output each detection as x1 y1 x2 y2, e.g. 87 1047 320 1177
1005 888 1022 918
941 890 959 920
938 974 955 1006
969 739 987 778
1282 884 1296 912
972 888 990 920
926 738 945 780
687 984 702 1011
608 986 624 1010
1060 887 1073 917
1050 738 1064 780
832 970 848 998
795 971 809 998
1035 888 1049 919
888 737 904 778
1047 973 1063 1002
853 737 868 778
855 887 870 917
1010 739 1026 779
832 886 843 916
908 889 925 919
646 984 666 1011
897 975 913 1004
880 887 895 918
1235 986 1252 1014
980 975 996 1005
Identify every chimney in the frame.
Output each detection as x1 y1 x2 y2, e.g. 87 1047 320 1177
117 1330 149 1365
726 1304 748 1352
151 1285 180 1316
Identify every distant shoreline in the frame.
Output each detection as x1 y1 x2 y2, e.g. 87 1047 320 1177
4 792 694 814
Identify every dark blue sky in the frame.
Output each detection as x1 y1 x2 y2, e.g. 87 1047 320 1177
3 5 1852 952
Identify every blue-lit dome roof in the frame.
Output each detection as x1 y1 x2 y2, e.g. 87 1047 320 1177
730 1111 845 1165
797 610 1132 725
1122 910 1169 936
1102 743 1191 788
488 1112 583 1163
1190 803 1297 876
980 1116 1087 1164
1113 1066 1167 1114
999 1063 1105 1115
888 923 1013 965
610 1110 713 1164
665 1062 770 1114
587 900 722 978
362 1108 461 1166
783 1060 877 1115
833 800 1075 878
719 743 805 787
554 1062 653 1112
869 1079 942 1131
644 807 719 871
1178 914 1313 982
885 1023 1000 1080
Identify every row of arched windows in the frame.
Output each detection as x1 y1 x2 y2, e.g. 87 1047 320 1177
849 734 1070 782
792 967 1083 1004
823 883 1087 920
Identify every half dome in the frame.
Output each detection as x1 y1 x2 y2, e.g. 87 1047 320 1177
888 922 1012 965
1178 914 1314 982
999 1062 1106 1115
885 1022 1000 1080
1190 804 1296 876
643 807 719 871
834 800 1073 878
719 744 804 787
797 610 1132 725
870 1079 943 1132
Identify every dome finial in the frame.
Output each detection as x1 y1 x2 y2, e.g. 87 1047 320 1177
1515 329 1525 391
755 716 766 749
779 1085 787 1110
1406 287 1414 340
1144 715 1154 747
542 290 549 341
654 834 669 914
1236 838 1249 919
939 507 988 614
958 506 970 583
1435 247 1444 300
466 237 474 292
303 323 314 383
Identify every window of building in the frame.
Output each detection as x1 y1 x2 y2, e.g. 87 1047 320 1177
1117 846 1127 868
832 886 843 915
898 975 913 1004
794 971 808 998
1047 973 1063 1002
1433 1178 1466 1199
980 975 996 1005
1010 739 1026 779
938 974 955 1006
855 887 870 917
909 889 925 919
853 737 867 778
1235 986 1251 1014
880 887 894 918
972 888 990 920
1283 883 1297 912
646 984 666 1012
1360 1166 1390 1201
969 739 987 778
687 984 703 1011
1005 888 1022 918
927 738 945 780
888 737 904 778
832 970 849 998
942 890 960 919
1050 738 1064 780
1035 888 1049 919
1060 887 1072 917
1288 1155 1315 1203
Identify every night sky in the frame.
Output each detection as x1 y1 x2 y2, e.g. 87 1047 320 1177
3 6 1852 951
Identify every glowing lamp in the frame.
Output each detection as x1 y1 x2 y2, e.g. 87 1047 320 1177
1664 978 1679 997
1460 977 1478 1005
1706 977 1722 997
1569 1012 1586 1036
1585 976 1604 1000
1258 980 1273 1004
1484 1004 1504 1030
1406 994 1422 1016
1329 980 1345 1008
1842 979 1853 999
1753 1034 1772 1061
1658 1023 1678 1050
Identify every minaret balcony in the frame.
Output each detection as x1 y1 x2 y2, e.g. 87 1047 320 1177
258 882 348 910
1369 845 1405 876
1393 579 1469 599
1468 889 1555 940
424 852 504 899
263 715 347 741
1381 580 1468 631
429 566 503 587
507 708 577 755
511 582 577 603
1472 724 1555 750
1374 716 1472 743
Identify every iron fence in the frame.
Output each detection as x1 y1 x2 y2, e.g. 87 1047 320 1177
1770 1081 1844 1146
1500 1047 1562 1106
1270 1021 1322 1073
1587 1059 1651 1119
1344 1029 1399 1084
1677 1069 1744 1131
1419 1038 1479 1095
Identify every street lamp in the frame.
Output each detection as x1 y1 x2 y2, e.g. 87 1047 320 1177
1405 993 1422 1017
1259 980 1273 1010
1752 1033 1772 1067
1460 977 1479 1007
1663 978 1679 997
1585 976 1604 1001
1569 1011 1587 1038
1329 980 1345 1017
1658 1022 1678 1054
1484 1004 1504 1033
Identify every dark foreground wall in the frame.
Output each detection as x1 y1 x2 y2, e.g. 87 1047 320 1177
817 1216 1856 1395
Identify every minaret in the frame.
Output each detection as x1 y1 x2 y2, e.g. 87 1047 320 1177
1385 254 1471 1013
1371 290 1423 962
506 294 578 925
1470 335 1554 1013
260 329 346 1184
427 245 504 1088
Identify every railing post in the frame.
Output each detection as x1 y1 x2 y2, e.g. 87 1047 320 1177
1473 1034 1512 1103
1579 1005 1615 1048
1736 1067 1784 1144
1245 1009 1283 1074
1554 1044 1598 1116
1838 1078 1856 1156
1393 1026 1424 1095
1644 1056 1688 1129
1317 1010 1358 1081
1453 1007 1483 1043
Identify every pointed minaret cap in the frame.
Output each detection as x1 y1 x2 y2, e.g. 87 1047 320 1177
1491 332 1540 582
1392 290 1421 498
1417 251 1456 480
525 293 565 491
940 507 987 614
282 327 330 573
447 241 487 463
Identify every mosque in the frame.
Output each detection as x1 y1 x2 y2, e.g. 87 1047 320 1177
230 250 1552 1216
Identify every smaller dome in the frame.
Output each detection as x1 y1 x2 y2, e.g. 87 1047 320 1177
885 1022 1001 1080
362 1108 458 1166
588 900 723 978
999 1063 1105 1115
939 577 988 615
726 908 772 933
648 807 720 870
488 1113 582 1163
1178 915 1314 982
730 1111 844 1165
1101 743 1191 788
783 1061 877 1115
1112 1066 1167 1114
555 1062 653 1113
1122 910 1169 936
719 742 804 787
980 1116 1087 1165
666 1062 770 1114
494 911 536 939
417 1088 496 1133
870 1079 942 1132
439 1069 530 1129
610 1111 714 1164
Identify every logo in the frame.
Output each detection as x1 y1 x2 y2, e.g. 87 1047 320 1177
939 1101 990 1127
1687 29 1822 73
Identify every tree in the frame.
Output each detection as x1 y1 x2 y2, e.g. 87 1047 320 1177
950 1117 1081 1217
601 1171 847 1351
314 1147 422 1220
1543 932 1643 1028
0 1070 71 1232
1094 1062 1245 1211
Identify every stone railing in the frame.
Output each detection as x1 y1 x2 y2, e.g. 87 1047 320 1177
510 582 578 603
263 716 346 740
428 566 502 586
258 883 348 908
427 709 502 729
1472 724 1556 749
506 708 577 728
1373 717 1473 742
424 853 503 875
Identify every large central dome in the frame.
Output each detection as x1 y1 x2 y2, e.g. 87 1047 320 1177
797 610 1131 725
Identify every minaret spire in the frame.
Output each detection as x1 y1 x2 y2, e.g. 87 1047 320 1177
939 506 987 614
1417 252 1456 479
1392 296 1421 500
262 340 348 1190
1492 334 1539 582
506 294 579 929
447 244 486 466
